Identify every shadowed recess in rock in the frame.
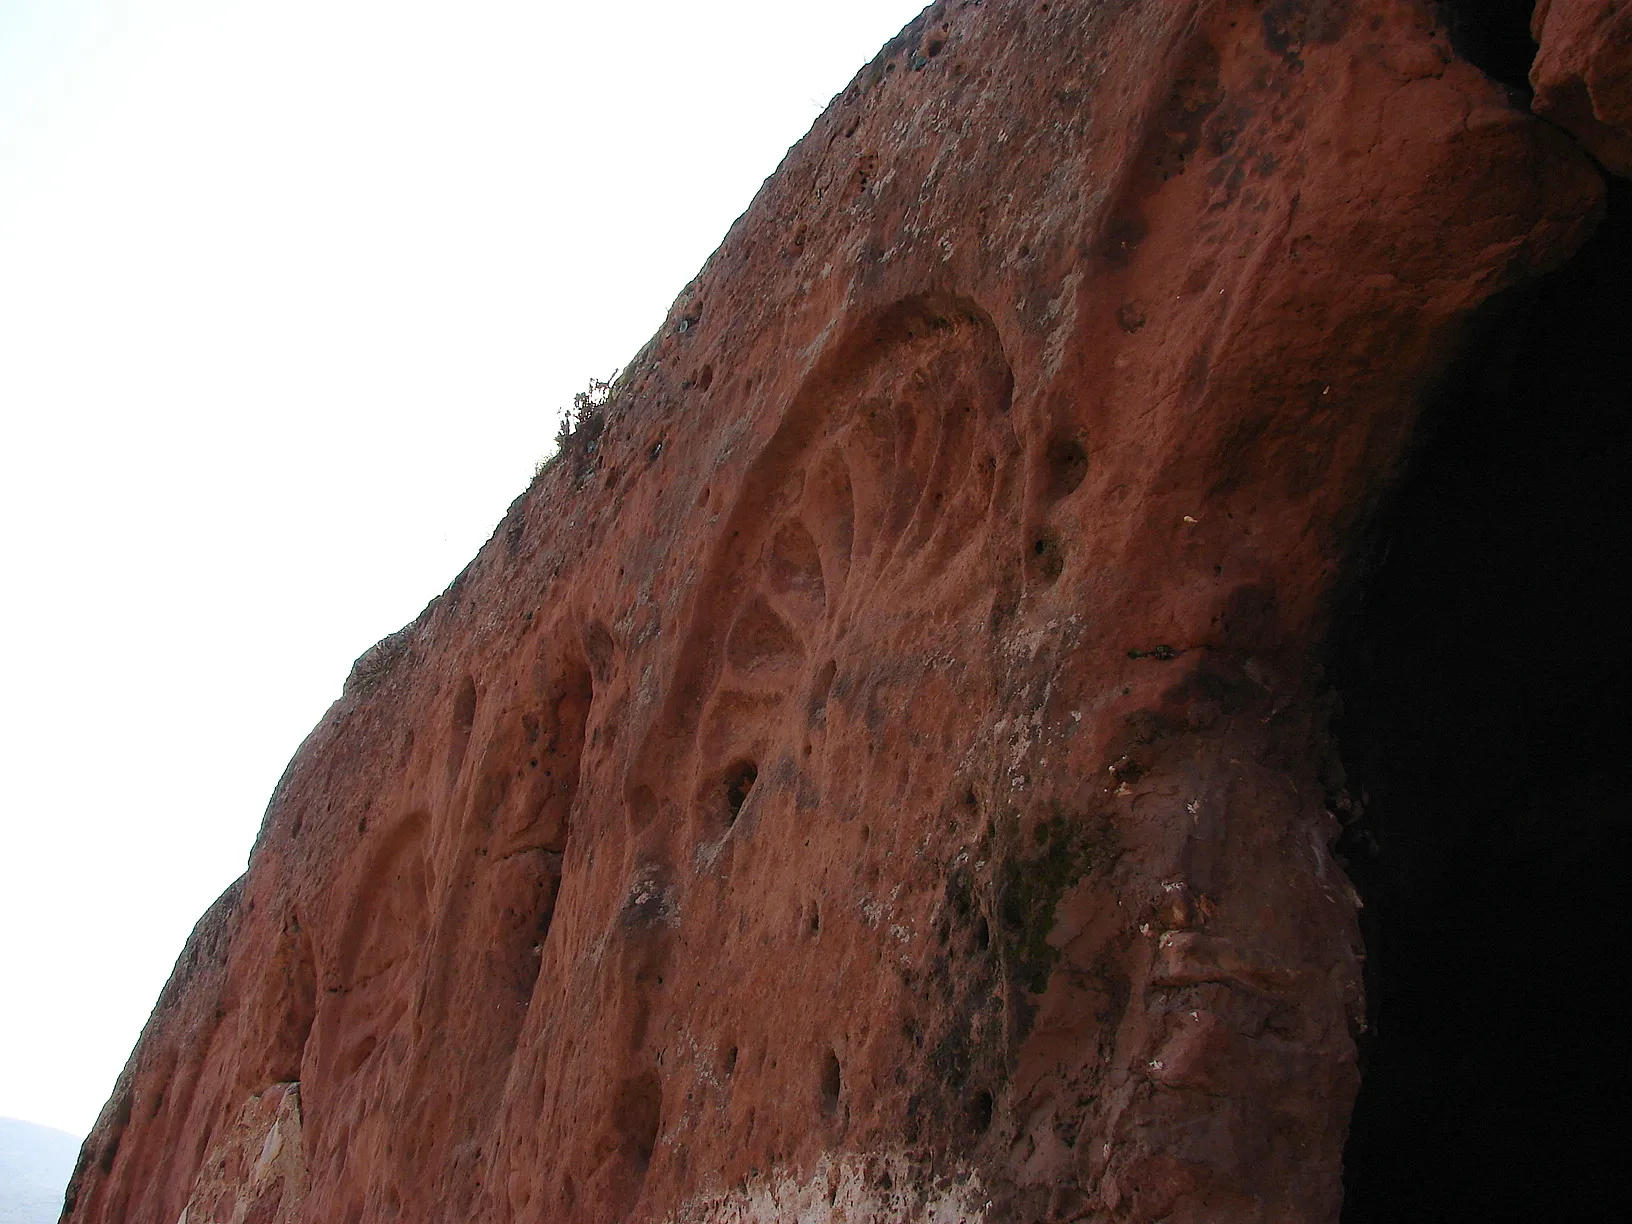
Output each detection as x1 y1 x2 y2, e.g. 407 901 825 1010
1434 0 1540 93
1331 178 1632 1224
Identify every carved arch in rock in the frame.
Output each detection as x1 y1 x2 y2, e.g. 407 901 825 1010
628 294 1022 843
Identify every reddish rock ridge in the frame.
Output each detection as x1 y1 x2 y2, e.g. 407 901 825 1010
1532 0 1632 174
62 3 1612 1223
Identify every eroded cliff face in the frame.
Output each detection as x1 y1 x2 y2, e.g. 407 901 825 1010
61 3 1613 1223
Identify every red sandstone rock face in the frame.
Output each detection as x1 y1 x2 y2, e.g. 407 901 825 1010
1533 0 1632 176
62 3 1604 1223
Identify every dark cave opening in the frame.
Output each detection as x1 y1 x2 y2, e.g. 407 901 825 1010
1330 178 1632 1222
1434 0 1539 94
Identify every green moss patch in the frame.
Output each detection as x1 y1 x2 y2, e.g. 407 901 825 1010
995 812 1105 995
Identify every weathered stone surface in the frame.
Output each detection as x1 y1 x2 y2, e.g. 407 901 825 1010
1532 0 1632 175
62 2 1605 1223
175 1084 307 1224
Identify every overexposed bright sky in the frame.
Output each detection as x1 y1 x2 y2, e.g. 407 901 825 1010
0 0 927 1138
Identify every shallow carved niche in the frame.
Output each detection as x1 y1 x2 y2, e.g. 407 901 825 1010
635 294 1019 823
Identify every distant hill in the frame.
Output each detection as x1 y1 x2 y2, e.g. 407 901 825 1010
0 1118 82 1224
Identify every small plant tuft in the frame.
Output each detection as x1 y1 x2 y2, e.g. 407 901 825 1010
536 372 617 480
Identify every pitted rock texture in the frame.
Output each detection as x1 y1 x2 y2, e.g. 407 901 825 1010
63 3 1605 1223
1532 0 1632 175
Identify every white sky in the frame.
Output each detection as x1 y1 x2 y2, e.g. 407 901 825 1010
0 0 927 1138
